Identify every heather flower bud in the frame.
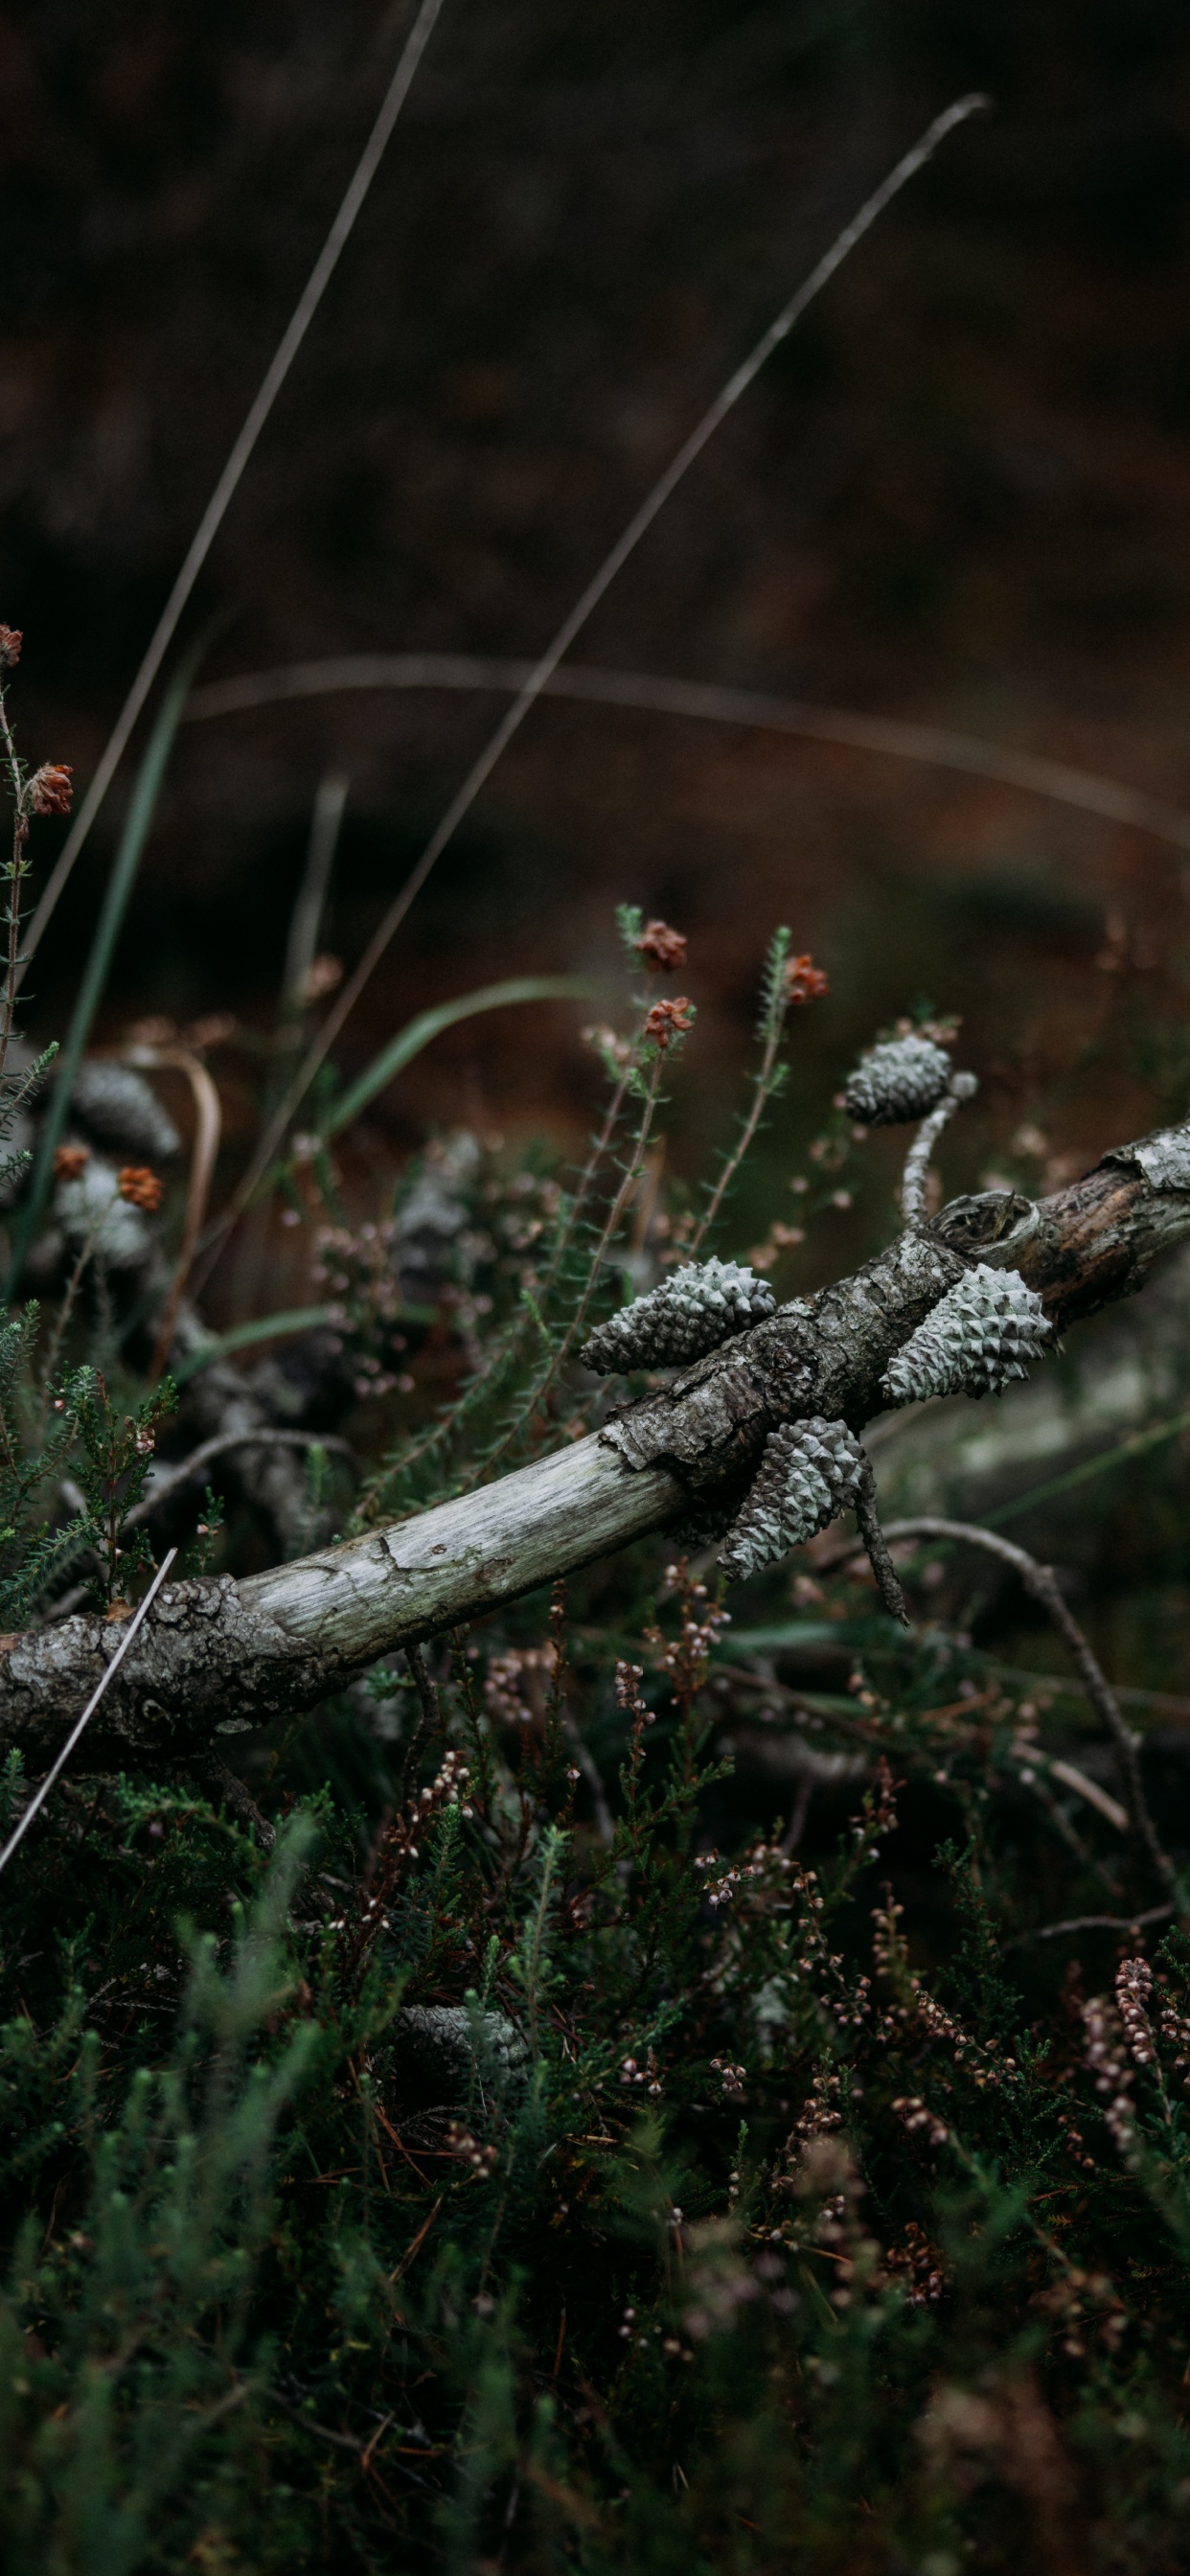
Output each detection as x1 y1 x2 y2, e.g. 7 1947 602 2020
118 1164 164 1213
634 918 687 971
644 996 695 1050
28 762 73 816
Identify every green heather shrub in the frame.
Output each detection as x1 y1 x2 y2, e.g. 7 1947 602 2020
2 886 1190 2569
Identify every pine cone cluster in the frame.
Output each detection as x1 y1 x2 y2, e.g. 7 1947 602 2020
881 1262 1051 1404
581 1257 774 1374
720 1416 864 1580
844 1034 952 1126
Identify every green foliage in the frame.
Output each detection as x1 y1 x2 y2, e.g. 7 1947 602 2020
5 864 1190 2564
6 1546 1190 2570
0 1307 87 1626
71 1369 176 1607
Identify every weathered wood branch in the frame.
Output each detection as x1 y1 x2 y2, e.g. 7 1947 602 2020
4 1117 1190 1763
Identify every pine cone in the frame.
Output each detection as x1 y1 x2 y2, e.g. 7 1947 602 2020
844 1034 952 1126
582 1256 774 1374
720 1417 864 1580
881 1262 1051 1404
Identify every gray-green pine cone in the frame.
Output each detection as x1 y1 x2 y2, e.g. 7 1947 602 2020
844 1034 952 1125
581 1256 774 1374
881 1261 1051 1404
720 1416 864 1580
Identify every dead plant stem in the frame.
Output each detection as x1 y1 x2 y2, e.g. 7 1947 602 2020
195 96 988 1276
878 1517 1177 1896
19 0 446 979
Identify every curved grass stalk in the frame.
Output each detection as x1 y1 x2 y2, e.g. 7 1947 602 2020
187 651 1190 858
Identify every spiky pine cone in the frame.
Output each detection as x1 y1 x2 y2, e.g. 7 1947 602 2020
881 1261 1051 1405
720 1417 864 1581
844 1034 952 1126
581 1256 774 1374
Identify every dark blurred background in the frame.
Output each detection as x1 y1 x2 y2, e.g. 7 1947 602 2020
4 0 1190 1283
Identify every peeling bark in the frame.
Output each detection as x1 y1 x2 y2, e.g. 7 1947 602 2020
4 1119 1190 1760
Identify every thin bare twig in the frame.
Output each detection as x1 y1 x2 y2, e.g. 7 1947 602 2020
855 1461 909 1626
877 1516 1177 1894
195 97 989 1273
19 0 446 978
1003 1904 1174 1949
400 1642 441 1796
130 1427 355 1529
900 1075 977 1230
0 1546 177 1876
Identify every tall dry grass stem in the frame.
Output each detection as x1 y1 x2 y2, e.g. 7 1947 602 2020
19 0 446 980
0 1544 177 1879
200 95 989 1272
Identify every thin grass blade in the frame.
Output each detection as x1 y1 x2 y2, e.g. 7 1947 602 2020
320 976 598 1140
8 642 205 1290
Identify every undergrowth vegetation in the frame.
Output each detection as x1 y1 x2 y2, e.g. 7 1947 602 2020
1 717 1190 2574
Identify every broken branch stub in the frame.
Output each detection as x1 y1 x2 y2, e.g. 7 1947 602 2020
3 1116 1190 1760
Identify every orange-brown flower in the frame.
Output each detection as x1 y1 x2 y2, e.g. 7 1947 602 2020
635 919 687 973
29 762 73 816
0 626 22 669
53 1143 90 1182
784 953 829 1005
118 1165 163 1212
645 996 695 1050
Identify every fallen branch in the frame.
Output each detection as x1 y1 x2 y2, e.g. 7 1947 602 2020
3 1116 1190 1761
